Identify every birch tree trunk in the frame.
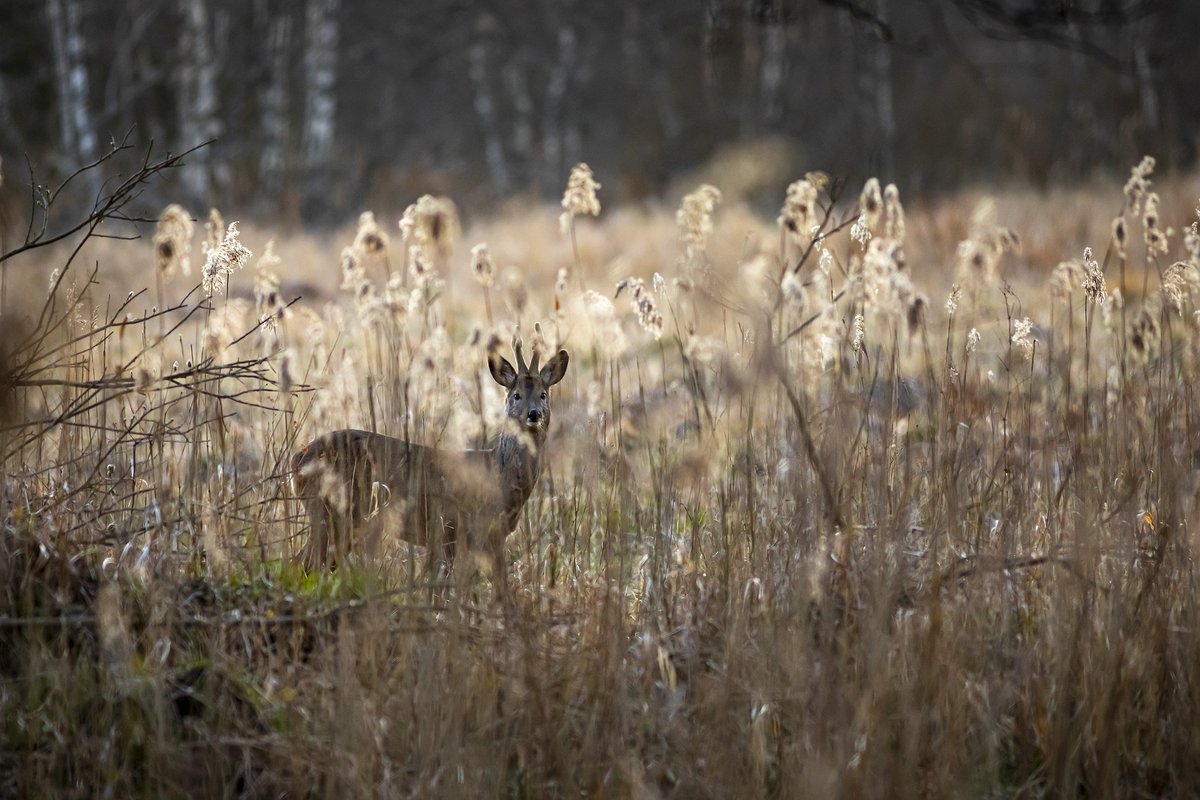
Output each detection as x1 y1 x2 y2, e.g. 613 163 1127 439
1131 18 1159 142
177 0 221 204
301 0 339 215
46 0 96 172
258 8 292 210
542 3 578 191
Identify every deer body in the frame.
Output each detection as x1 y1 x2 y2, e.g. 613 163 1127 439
292 347 569 594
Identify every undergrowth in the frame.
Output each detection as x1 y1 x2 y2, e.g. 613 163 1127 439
2 144 1199 798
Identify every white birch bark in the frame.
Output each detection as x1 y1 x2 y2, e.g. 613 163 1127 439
302 0 339 171
1132 19 1159 137
258 11 292 205
178 0 221 202
46 0 96 166
760 4 786 125
543 19 577 189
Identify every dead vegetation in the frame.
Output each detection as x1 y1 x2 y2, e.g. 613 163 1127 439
2 142 1200 797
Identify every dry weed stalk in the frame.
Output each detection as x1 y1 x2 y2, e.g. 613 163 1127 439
5 147 1200 799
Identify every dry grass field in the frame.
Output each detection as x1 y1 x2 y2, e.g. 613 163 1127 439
2 146 1200 797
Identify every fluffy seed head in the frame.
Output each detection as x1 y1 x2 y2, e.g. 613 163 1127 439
1011 317 1035 359
400 195 460 261
1112 217 1128 258
678 184 722 259
781 271 807 309
470 243 496 287
884 183 906 243
201 222 253 296
1082 246 1106 303
204 208 225 255
1144 192 1168 256
850 213 872 250
561 162 602 219
354 211 390 258
778 179 818 245
946 284 961 315
615 277 664 340
254 241 285 333
340 246 365 291
1123 155 1155 217
860 178 883 234
153 204 194 278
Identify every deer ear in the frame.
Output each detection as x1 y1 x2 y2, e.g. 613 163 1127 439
540 350 570 386
489 353 517 388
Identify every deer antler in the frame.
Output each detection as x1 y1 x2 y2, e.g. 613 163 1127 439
529 321 546 373
512 327 529 374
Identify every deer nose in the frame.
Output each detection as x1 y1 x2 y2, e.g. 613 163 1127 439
527 408 541 424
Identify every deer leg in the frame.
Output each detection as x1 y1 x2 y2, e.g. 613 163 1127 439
300 500 330 572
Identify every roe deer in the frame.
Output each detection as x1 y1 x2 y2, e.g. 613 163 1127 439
291 343 569 597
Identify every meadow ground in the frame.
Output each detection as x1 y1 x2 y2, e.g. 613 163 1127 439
2 149 1200 797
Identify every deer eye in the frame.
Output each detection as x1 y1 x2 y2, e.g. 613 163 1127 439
540 391 548 400
512 393 521 401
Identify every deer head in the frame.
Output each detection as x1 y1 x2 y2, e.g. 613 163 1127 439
488 342 569 440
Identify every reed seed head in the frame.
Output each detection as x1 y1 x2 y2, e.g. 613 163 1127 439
204 206 224 245
401 195 460 261
1123 155 1155 217
354 211 390 258
781 271 807 310
946 284 961 315
615 277 664 340
967 327 981 352
1112 217 1128 258
860 177 883 234
678 184 722 259
850 213 871 249
339 245 366 292
153 204 194 278
470 243 496 287
778 179 818 245
561 162 602 219
254 246 284 334
1011 317 1035 359
1082 246 1106 303
201 221 253 296
1144 192 1168 256
884 183 906 243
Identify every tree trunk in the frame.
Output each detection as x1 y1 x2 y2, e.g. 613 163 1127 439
46 0 96 173
177 0 221 204
542 14 577 191
258 7 292 210
1132 18 1159 143
759 0 785 126
301 0 339 217
872 0 896 180
0 72 24 156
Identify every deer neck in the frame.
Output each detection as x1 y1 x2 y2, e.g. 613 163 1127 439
494 428 543 506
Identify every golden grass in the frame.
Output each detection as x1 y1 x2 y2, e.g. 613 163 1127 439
2 156 1200 797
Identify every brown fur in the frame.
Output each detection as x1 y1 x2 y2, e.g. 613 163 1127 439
292 347 569 597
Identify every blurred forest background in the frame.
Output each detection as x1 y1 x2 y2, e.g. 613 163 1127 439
0 0 1195 225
